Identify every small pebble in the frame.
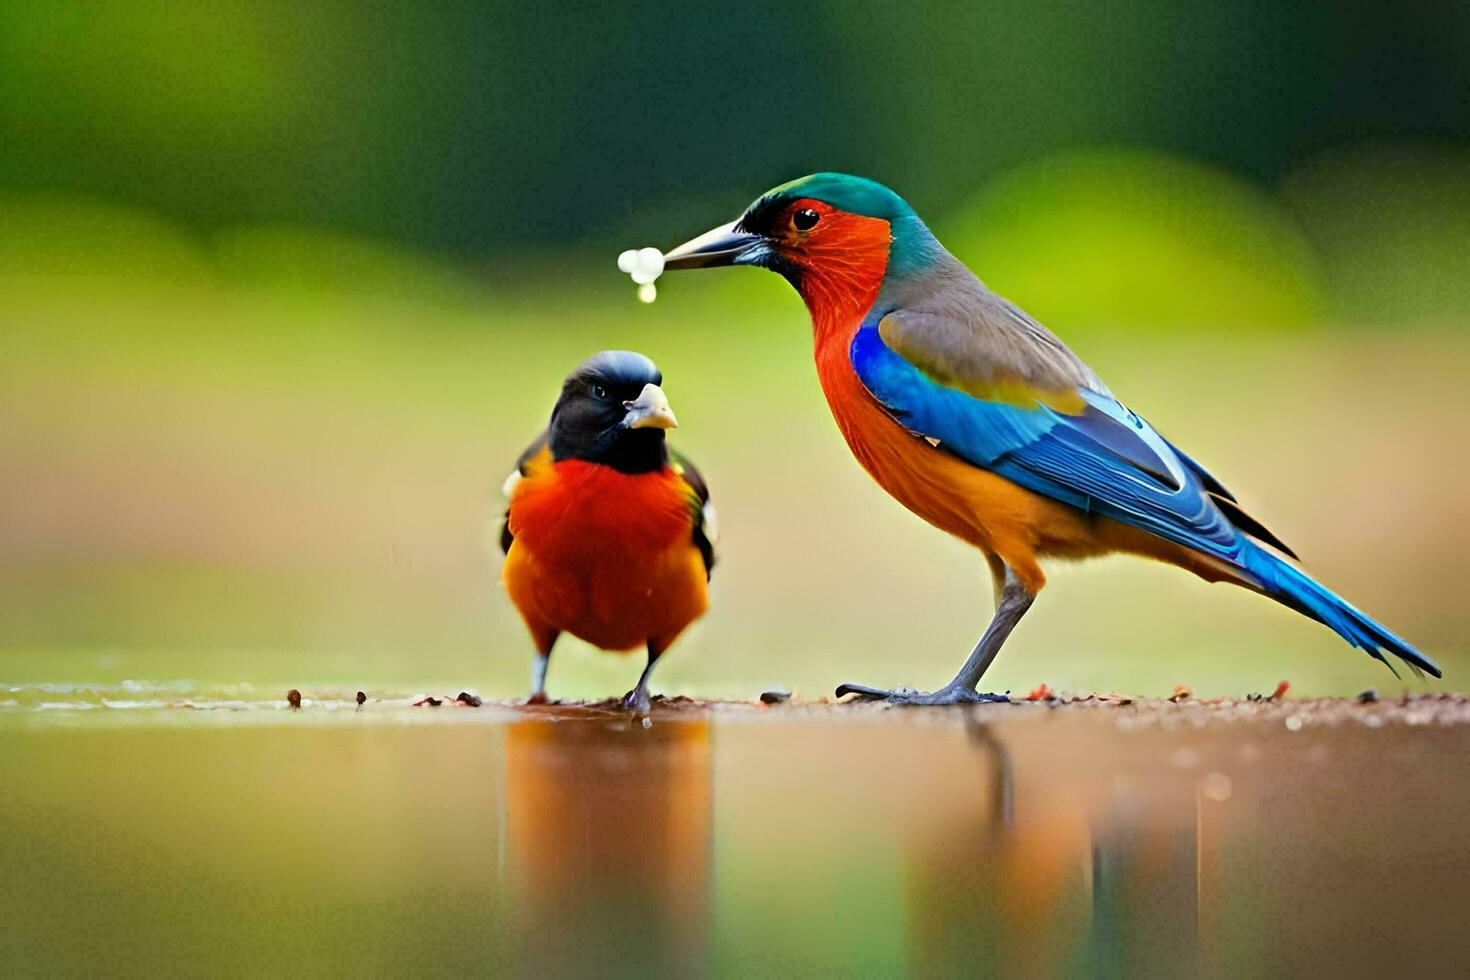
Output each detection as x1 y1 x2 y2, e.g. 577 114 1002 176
455 691 482 707
286 689 302 709
1357 689 1378 704
759 686 792 705
355 691 366 705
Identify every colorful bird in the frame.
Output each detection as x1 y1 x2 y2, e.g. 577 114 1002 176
660 173 1439 703
500 351 715 711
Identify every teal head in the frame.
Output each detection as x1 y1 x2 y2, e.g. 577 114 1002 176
662 174 942 309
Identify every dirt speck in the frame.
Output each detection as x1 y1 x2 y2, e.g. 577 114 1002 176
455 692 482 707
286 689 302 709
412 695 442 707
355 691 367 705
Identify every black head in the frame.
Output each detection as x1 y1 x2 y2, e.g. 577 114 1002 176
548 351 678 473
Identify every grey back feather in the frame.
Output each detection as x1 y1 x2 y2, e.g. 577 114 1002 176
878 253 1109 397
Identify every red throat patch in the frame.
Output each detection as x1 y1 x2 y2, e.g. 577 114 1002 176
782 204 890 342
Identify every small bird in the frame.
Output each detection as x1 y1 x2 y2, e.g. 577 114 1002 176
500 351 715 711
659 173 1439 703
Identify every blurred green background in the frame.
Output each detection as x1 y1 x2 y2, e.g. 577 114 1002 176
3 1 1468 698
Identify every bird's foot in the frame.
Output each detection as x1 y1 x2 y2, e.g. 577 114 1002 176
835 682 1010 706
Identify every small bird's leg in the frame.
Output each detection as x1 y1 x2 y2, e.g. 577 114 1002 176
528 654 550 704
837 565 1035 706
526 629 559 704
621 645 662 714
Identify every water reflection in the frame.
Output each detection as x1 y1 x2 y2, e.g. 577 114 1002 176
905 722 1093 978
503 715 712 976
905 720 1199 976
892 715 1470 978
1 705 1467 976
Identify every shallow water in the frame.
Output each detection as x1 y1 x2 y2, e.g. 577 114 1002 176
1 691 1467 977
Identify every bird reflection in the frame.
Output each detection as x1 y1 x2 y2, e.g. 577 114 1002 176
502 714 712 976
904 718 1204 977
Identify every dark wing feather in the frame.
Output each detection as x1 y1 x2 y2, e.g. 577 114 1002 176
670 447 717 579
499 430 551 554
1208 494 1299 560
1161 436 1298 559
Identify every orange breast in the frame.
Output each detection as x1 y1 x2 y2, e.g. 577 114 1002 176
503 460 709 652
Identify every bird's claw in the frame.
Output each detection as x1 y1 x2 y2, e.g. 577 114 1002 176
836 682 1009 706
836 683 916 701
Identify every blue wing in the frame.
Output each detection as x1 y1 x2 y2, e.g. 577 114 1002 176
849 323 1254 570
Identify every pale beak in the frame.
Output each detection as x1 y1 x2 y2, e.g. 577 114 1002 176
662 219 766 270
623 383 678 430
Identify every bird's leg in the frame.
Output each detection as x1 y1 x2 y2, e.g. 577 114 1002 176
837 565 1035 706
946 566 1034 693
621 645 662 714
526 630 559 705
527 654 551 704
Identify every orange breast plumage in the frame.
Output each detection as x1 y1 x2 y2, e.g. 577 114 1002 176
502 460 709 653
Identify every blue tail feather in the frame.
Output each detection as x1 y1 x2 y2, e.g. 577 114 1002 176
1240 544 1441 678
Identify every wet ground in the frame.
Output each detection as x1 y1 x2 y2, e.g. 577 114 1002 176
2 690 1467 977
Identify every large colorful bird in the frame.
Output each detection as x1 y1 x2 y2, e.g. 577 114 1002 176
500 351 715 711
660 173 1439 703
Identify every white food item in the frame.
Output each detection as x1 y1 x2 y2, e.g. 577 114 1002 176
635 247 664 277
618 246 666 302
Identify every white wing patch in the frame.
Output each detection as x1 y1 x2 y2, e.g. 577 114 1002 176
701 500 719 546
501 469 522 500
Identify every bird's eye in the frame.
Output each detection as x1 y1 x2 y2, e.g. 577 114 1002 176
793 208 820 231
592 384 609 399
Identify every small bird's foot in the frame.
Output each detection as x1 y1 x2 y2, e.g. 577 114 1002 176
621 687 652 714
835 682 1010 706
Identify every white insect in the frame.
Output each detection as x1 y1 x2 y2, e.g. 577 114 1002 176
618 246 665 303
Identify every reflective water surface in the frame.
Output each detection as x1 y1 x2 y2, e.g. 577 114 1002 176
1 697 1467 977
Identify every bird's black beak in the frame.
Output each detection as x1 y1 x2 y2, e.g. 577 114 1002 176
662 220 766 270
